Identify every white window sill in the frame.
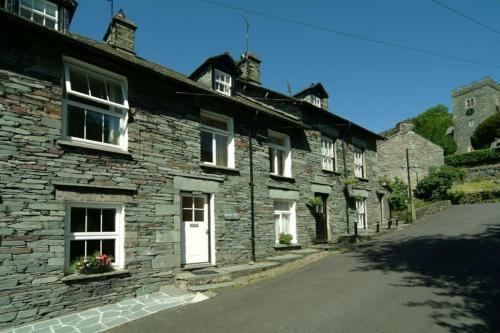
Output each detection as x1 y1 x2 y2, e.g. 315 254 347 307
199 163 239 173
57 140 131 158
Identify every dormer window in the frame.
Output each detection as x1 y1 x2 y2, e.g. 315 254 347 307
311 95 321 108
19 0 58 30
214 69 232 96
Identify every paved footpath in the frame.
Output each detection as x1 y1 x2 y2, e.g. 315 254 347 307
2 286 208 333
109 203 500 333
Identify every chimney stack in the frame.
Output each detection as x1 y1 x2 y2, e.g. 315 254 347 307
103 9 137 54
236 52 261 85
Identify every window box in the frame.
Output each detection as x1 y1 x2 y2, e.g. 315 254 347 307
200 111 235 168
63 57 129 152
62 269 130 283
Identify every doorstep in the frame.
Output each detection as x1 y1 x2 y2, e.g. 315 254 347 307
2 286 207 333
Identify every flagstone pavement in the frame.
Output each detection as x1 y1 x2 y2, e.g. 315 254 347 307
2 286 208 333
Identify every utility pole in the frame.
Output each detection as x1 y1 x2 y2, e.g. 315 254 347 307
406 149 416 223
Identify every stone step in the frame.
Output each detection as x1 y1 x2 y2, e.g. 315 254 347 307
265 254 302 263
223 262 280 278
188 281 239 292
175 270 232 286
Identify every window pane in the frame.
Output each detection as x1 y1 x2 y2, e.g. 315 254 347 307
269 148 275 173
200 131 213 163
33 0 44 11
182 209 192 222
69 67 88 95
194 197 204 209
21 0 32 7
32 12 43 24
269 135 284 146
20 8 32 19
86 208 101 232
215 134 228 166
104 114 120 144
46 2 57 16
88 75 107 100
69 240 85 263
277 149 285 176
274 201 289 211
101 239 115 260
107 81 124 105
67 104 85 139
201 114 227 130
182 196 193 208
87 240 100 257
194 210 204 222
70 207 86 232
45 19 55 29
102 209 115 232
86 111 103 142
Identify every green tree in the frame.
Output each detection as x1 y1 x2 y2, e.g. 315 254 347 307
471 112 500 149
388 178 409 211
411 104 456 155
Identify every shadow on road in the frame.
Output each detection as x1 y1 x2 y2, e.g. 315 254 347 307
353 224 500 333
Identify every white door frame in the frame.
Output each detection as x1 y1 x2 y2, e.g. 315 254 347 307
180 192 216 265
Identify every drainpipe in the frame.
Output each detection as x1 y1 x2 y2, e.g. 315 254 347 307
249 110 258 262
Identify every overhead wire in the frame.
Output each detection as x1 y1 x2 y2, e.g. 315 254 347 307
199 0 500 69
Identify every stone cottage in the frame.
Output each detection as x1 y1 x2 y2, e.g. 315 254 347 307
0 2 388 327
450 77 500 153
378 121 444 189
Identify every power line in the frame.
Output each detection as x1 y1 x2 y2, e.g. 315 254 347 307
430 0 500 37
199 0 500 69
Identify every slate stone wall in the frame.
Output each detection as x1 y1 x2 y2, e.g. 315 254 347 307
452 78 500 153
463 163 500 181
377 130 444 189
0 18 384 328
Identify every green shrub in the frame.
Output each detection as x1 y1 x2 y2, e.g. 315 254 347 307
344 177 359 185
444 148 500 167
388 178 408 211
415 166 465 201
471 113 500 149
306 196 322 208
279 233 293 245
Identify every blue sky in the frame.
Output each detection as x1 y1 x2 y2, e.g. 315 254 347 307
72 0 500 133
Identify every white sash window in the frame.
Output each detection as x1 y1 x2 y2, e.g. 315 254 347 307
354 147 365 178
20 0 58 30
274 201 296 244
356 198 367 229
214 69 232 96
269 130 291 177
200 111 234 168
63 58 129 151
321 137 336 171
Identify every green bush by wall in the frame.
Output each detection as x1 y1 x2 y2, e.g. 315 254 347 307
445 148 500 167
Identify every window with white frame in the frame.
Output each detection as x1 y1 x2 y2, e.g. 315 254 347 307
465 98 475 108
19 0 58 30
354 147 365 178
311 95 321 108
321 137 336 171
214 69 232 96
355 198 367 228
269 130 291 177
200 111 234 168
63 58 129 150
65 204 124 272
274 201 296 244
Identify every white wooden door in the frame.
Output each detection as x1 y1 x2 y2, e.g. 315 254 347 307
181 194 210 264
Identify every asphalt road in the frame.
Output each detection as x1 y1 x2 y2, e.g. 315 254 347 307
110 203 500 333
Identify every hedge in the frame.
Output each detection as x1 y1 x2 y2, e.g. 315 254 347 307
445 148 500 167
